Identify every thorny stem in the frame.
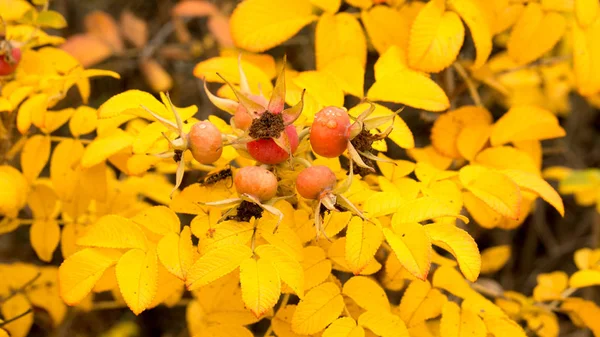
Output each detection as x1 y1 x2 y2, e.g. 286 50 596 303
452 62 482 107
0 272 41 303
0 309 32 327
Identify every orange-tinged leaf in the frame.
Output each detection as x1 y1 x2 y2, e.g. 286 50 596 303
343 276 390 312
459 165 522 219
561 299 600 336
59 247 122 305
501 169 564 216
30 219 60 262
346 217 383 274
292 282 345 335
480 245 511 274
575 0 600 27
157 227 194 280
361 5 410 54
323 317 365 337
140 58 173 93
507 3 566 66
398 280 447 327
240 256 281 317
316 13 367 70
424 223 481 282
448 0 493 69
230 0 317 52
440 301 486 337
131 205 180 236
301 246 332 290
430 106 492 159
84 10 124 52
569 269 600 288
186 244 253 290
358 309 410 337
77 215 147 250
457 124 491 161
1 293 33 337
20 135 50 182
116 248 158 315
256 244 304 298
533 271 568 302
383 223 431 280
171 0 218 17
120 10 148 48
490 105 565 146
81 129 134 168
60 34 113 67
408 0 464 73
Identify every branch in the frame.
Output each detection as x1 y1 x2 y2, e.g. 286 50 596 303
0 272 41 303
0 309 32 327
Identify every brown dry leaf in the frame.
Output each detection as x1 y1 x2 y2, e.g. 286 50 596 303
60 34 113 67
84 10 124 52
208 14 233 47
172 0 218 17
140 59 174 93
120 10 148 48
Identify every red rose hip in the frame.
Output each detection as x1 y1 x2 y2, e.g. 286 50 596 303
0 47 22 76
310 106 351 158
247 125 299 165
296 165 337 199
234 166 278 201
188 121 223 164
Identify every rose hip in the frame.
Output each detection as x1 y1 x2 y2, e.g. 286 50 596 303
296 165 337 200
187 121 223 164
247 125 299 165
234 166 278 201
310 106 351 158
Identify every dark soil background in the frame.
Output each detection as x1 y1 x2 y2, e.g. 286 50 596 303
1 0 599 336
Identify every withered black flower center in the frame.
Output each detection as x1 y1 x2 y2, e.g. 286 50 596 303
248 111 285 139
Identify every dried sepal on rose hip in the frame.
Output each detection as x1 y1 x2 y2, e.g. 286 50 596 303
140 93 224 197
204 55 306 165
310 102 401 176
201 166 286 231
295 162 370 239
0 20 22 77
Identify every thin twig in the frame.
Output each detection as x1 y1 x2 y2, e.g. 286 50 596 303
0 309 33 327
0 272 41 303
452 62 482 107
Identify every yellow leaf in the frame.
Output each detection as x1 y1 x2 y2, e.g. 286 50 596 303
301 246 332 290
240 256 281 317
311 0 341 13
574 247 600 269
394 196 469 224
408 145 453 170
0 0 32 21
291 70 345 120
81 129 134 168
484 316 527 337
346 217 383 274
316 13 367 69
17 93 47 134
561 299 600 336
398 280 447 327
448 0 493 69
361 5 410 54
425 223 481 282
194 56 273 93
1 293 33 337
322 56 365 98
343 276 390 312
77 215 148 251
323 317 365 337
569 269 600 288
490 105 565 146
328 237 382 276
30 219 60 262
382 253 416 291
507 3 566 66
258 219 303 262
533 271 568 302
186 244 253 290
363 192 405 218
459 165 522 219
480 245 511 274
97 89 197 122
501 169 565 216
440 301 486 337
292 282 345 335
157 227 194 280
230 0 317 52
272 305 305 337
383 223 431 280
197 219 254 254
36 10 67 28
572 20 600 96
408 0 464 72
457 124 492 161
27 182 59 220
256 244 305 298
0 166 28 218
475 146 539 174
131 205 180 236
20 135 50 183
116 248 158 315
430 105 492 159
575 0 600 27
48 139 82 202
59 248 122 305
367 68 450 112
69 106 98 137
358 310 410 337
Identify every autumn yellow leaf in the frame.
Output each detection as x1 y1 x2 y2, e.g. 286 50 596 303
323 317 365 337
575 0 600 27
240 256 281 317
569 269 600 288
186 244 253 290
316 13 366 70
361 5 410 54
131 205 181 236
194 56 273 94
484 316 527 337
230 0 317 52
345 217 383 274
398 280 447 327
255 244 304 298
258 219 303 262
474 146 539 174
480 245 511 274
197 220 254 254
394 196 469 224
342 276 389 312
322 56 365 98
425 223 481 282
358 309 410 337
291 70 345 120
157 226 195 280
81 129 134 168
490 105 566 146
17 93 47 134
561 299 600 336
383 222 431 280
408 0 464 73
292 282 345 335
440 301 486 337
382 253 417 291
533 271 568 302
500 169 564 216
59 247 123 305
77 215 148 251
20 135 51 182
572 21 600 96
459 165 522 220
271 305 304 337
116 248 159 315
448 0 493 69
30 219 60 262
301 246 332 290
